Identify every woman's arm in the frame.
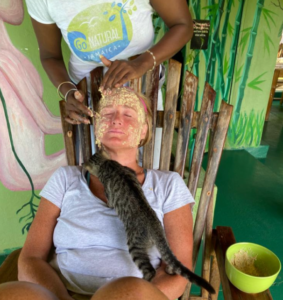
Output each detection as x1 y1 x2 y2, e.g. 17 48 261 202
151 204 193 300
18 198 73 300
101 0 193 90
30 19 91 125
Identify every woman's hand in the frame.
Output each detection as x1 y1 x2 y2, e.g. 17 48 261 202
64 89 92 125
100 55 152 91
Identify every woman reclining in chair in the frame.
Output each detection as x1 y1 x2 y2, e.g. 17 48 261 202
0 88 195 300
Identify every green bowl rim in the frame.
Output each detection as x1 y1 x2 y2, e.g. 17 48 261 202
226 242 282 279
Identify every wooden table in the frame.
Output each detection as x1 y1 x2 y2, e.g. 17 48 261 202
215 227 273 300
265 66 283 121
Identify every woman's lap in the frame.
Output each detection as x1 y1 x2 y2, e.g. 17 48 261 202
91 277 169 300
0 278 169 300
0 282 59 300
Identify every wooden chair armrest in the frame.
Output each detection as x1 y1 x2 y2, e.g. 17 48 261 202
0 248 21 284
214 226 273 300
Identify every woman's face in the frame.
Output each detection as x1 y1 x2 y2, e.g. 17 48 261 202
95 90 147 150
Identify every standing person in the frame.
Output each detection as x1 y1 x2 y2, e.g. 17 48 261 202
0 87 195 300
25 0 193 125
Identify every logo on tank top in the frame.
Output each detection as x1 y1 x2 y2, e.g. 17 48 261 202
67 1 136 62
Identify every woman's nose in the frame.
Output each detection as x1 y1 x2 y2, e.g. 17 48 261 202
112 112 122 125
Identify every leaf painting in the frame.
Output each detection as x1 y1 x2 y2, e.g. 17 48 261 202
247 72 267 91
202 4 219 30
0 89 40 234
263 32 275 55
227 110 265 148
235 64 244 83
227 21 234 37
239 27 252 54
278 21 283 37
261 8 277 31
223 54 229 75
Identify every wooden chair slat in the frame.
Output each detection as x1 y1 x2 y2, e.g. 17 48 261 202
159 59 182 171
201 190 215 299
80 123 92 163
174 72 198 177
181 101 232 300
209 247 221 300
77 78 92 163
90 67 103 113
142 66 159 169
129 77 142 94
155 111 218 129
59 101 76 166
188 83 216 198
192 101 233 266
214 227 234 300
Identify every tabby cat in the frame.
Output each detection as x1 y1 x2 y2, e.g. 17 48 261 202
83 152 215 294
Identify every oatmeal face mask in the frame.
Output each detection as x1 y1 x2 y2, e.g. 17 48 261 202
95 87 147 149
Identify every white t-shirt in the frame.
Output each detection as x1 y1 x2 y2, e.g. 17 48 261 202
40 166 195 295
25 0 155 83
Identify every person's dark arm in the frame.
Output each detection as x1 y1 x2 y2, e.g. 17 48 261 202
101 0 193 90
30 18 91 124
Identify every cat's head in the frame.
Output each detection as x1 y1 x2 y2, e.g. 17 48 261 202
83 152 107 175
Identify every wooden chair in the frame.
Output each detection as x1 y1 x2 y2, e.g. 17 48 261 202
56 58 233 299
265 68 283 121
0 59 272 299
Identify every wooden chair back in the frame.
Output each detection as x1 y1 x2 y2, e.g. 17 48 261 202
59 59 233 299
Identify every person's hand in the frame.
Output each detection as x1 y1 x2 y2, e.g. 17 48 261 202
64 90 93 125
100 55 152 92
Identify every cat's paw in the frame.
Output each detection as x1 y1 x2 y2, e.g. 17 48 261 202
165 265 175 275
143 269 156 282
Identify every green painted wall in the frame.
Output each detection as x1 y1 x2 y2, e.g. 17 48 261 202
184 0 283 149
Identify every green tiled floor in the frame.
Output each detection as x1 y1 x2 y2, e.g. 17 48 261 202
210 101 283 299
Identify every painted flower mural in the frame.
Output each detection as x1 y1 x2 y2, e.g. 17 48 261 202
0 0 67 192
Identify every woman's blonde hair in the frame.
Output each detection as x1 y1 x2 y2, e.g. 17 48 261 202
135 91 152 147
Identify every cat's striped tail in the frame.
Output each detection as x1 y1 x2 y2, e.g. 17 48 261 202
157 238 215 294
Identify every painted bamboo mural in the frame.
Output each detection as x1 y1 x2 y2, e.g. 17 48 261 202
224 0 245 101
209 0 225 90
205 0 225 84
220 0 233 61
214 35 225 101
190 1 201 78
226 0 282 148
233 0 265 121
184 0 282 149
190 0 201 108
214 0 236 109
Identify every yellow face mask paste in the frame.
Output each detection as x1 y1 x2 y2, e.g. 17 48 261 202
95 87 147 149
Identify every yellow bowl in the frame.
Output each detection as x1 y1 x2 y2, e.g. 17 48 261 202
225 243 281 293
